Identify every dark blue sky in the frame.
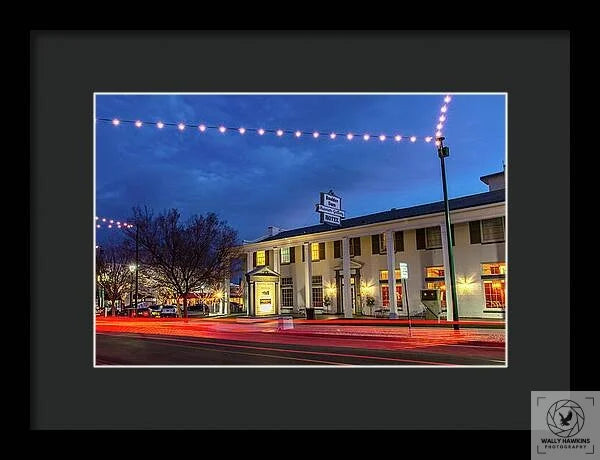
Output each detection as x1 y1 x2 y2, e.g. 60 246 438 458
96 94 505 243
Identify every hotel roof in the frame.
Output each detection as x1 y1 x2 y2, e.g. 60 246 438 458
257 189 505 244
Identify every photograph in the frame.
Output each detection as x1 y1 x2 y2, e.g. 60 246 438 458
94 92 507 367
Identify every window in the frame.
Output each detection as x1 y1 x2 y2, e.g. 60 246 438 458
481 217 505 243
426 280 447 309
256 250 265 266
379 269 401 281
311 243 319 261
484 280 506 308
426 266 445 278
349 237 361 257
426 226 442 249
312 287 323 308
482 262 506 275
312 275 323 285
381 285 403 309
281 247 290 264
379 233 387 254
281 277 293 308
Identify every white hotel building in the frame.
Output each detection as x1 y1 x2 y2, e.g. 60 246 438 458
239 170 506 320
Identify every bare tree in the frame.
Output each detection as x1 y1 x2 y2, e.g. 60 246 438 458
96 240 136 316
128 207 240 318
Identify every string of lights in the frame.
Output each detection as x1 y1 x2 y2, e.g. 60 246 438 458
95 216 134 229
434 94 452 145
96 95 454 145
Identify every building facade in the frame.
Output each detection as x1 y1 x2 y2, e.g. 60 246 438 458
240 171 506 320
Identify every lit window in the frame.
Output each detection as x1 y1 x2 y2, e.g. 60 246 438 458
481 217 505 243
481 262 506 275
256 250 265 266
484 280 506 308
381 285 403 309
426 226 442 249
311 243 320 261
426 266 445 278
379 270 401 281
426 280 447 309
281 247 290 264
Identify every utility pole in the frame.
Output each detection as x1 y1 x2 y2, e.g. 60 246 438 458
135 223 139 310
436 136 460 330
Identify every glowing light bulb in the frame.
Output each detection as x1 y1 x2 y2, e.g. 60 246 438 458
436 130 442 137
258 128 265 135
157 121 164 129
395 135 402 142
441 105 447 113
435 140 441 146
330 133 336 139
199 124 206 132
239 127 246 134
276 129 283 136
108 225 112 228
95 216 99 220
363 134 370 141
102 218 106 222
112 118 120 126
109 220 114 224
437 123 443 130
425 137 433 142
116 221 120 225
444 95 451 103
439 115 446 122
135 120 143 128
122 222 127 226
96 224 100 228
379 135 386 141
313 132 319 138
178 123 185 131
410 136 417 142
219 126 226 133
295 131 302 137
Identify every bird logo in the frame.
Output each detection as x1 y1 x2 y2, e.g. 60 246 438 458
558 410 572 427
546 400 585 437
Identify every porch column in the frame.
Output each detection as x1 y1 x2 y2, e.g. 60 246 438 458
303 243 312 310
273 247 281 315
342 237 352 318
386 229 398 319
245 252 253 315
440 222 454 321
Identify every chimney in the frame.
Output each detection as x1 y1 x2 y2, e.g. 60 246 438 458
480 169 505 192
267 226 283 236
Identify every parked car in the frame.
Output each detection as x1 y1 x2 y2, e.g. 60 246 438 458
136 306 160 317
160 305 178 318
148 305 162 318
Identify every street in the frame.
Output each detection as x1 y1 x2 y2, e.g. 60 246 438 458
95 317 505 366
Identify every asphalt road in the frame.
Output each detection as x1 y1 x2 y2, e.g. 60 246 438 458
96 332 505 366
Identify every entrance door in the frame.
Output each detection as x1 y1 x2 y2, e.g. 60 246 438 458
337 273 359 314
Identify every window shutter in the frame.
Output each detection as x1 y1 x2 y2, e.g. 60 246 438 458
469 220 481 244
334 240 341 258
371 234 380 254
394 231 404 252
451 224 455 246
416 229 426 250
302 246 305 262
319 242 325 260
265 250 270 266
253 252 257 268
353 237 361 256
289 246 295 263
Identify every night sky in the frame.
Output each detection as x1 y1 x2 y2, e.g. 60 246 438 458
96 94 505 244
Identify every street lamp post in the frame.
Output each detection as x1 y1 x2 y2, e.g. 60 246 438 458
436 136 460 330
135 224 139 310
